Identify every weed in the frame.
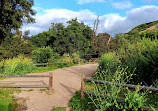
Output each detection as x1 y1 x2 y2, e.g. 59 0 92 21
51 107 66 111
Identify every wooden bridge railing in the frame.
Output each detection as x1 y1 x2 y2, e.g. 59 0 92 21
0 72 53 93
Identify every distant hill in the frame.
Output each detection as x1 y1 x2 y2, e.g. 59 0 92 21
128 20 158 34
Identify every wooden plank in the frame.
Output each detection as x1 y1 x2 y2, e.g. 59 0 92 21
33 63 47 65
41 80 48 89
0 81 43 83
33 62 67 66
84 79 158 92
49 62 67 64
0 75 49 77
0 84 48 88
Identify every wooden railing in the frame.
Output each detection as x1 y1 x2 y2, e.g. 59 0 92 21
33 62 69 67
81 77 158 110
33 59 99 67
0 72 53 93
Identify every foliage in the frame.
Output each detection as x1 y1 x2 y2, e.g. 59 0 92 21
0 55 35 75
31 18 93 55
98 52 120 74
0 36 32 59
69 67 154 111
117 38 158 85
69 91 96 111
32 46 54 63
0 0 35 41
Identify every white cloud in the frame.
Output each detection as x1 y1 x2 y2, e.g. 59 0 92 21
21 5 158 37
112 1 133 9
99 5 158 35
76 0 106 4
21 9 97 36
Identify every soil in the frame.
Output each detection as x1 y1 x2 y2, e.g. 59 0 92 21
2 64 98 111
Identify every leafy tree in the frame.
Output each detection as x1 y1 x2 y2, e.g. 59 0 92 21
0 36 32 59
0 0 35 41
31 18 93 55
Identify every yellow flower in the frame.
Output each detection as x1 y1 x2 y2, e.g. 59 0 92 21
149 91 152 93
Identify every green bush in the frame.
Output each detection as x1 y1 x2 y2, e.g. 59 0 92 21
71 52 80 64
118 38 158 85
0 55 35 75
98 52 120 74
69 91 96 111
69 67 157 111
32 46 54 63
98 37 158 85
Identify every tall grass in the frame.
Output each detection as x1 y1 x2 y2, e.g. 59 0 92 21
0 55 36 75
98 38 158 85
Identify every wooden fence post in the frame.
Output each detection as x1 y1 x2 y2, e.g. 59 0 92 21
68 61 70 67
47 62 49 67
78 59 80 65
49 72 53 93
81 75 85 99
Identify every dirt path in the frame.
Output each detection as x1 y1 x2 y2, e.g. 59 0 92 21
2 64 98 111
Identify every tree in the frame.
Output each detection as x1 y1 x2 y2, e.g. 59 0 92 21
31 18 93 55
0 35 32 59
0 0 35 41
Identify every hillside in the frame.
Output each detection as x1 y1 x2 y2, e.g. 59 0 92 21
128 20 158 34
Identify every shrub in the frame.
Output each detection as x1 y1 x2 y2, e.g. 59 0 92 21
71 52 80 64
32 46 54 63
1 55 35 75
98 52 120 74
118 38 158 85
69 67 156 111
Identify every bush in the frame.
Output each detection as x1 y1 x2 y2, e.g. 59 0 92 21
32 46 54 63
71 52 80 64
118 38 158 85
99 37 158 85
69 67 157 111
98 52 120 74
0 55 35 75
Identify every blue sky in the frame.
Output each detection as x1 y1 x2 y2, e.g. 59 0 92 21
22 0 158 36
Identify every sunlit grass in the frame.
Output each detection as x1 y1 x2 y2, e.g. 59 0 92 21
0 88 20 111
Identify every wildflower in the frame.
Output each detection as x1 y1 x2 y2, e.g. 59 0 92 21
149 91 152 93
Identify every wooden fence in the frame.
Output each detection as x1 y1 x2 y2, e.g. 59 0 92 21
0 72 53 93
33 59 99 67
33 62 69 67
81 77 158 110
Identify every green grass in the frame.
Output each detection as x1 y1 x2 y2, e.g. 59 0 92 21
31 67 58 73
31 64 75 73
0 77 6 80
0 88 19 111
51 107 66 111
